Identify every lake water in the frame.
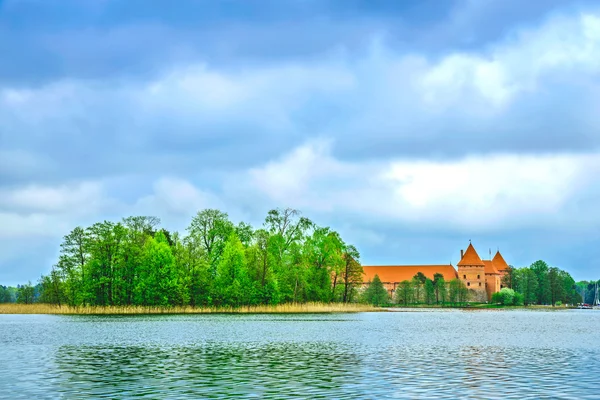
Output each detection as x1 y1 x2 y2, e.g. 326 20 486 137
1 310 599 399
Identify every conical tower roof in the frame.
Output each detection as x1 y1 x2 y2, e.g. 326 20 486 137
458 243 485 266
492 251 509 271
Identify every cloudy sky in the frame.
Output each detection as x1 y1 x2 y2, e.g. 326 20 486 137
2 0 600 285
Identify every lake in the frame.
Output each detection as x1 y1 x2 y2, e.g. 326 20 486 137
1 309 599 399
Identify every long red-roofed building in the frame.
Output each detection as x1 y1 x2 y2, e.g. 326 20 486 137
362 243 509 302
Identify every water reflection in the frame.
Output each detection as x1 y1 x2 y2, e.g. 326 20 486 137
1 311 599 399
49 343 600 399
54 343 362 399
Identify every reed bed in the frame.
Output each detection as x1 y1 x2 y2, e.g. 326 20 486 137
0 302 378 315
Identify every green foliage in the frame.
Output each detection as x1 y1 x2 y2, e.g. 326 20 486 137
341 245 363 303
447 279 469 305
424 279 435 305
530 260 550 305
513 292 524 306
394 275 460 306
510 262 579 306
0 285 16 303
12 210 587 310
575 280 600 304
501 265 515 289
491 288 517 305
214 233 250 306
499 288 515 305
491 292 502 304
16 282 36 304
396 280 413 305
363 275 388 306
433 274 446 304
25 208 364 308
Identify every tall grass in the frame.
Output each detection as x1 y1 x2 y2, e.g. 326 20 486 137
0 302 379 315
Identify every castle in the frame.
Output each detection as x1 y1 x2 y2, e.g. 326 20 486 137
362 243 510 302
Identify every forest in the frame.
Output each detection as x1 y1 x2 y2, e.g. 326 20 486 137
0 207 594 308
361 262 585 307
499 261 586 306
0 208 364 307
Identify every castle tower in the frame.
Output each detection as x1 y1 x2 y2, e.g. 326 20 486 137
457 243 487 302
492 250 509 288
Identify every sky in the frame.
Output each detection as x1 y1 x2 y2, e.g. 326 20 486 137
1 0 600 285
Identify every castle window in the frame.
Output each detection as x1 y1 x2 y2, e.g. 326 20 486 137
477 275 480 279
463 275 466 279
467 282 470 286
479 282 482 287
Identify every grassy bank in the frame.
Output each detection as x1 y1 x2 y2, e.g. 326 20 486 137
0 302 378 315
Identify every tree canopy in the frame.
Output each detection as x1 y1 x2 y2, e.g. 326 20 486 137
11 208 365 307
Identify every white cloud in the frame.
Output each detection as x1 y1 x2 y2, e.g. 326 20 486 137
3 8 599 166
0 181 105 213
3 5 600 281
0 181 114 239
245 140 600 231
134 177 221 217
0 212 73 239
384 153 599 227
419 13 600 110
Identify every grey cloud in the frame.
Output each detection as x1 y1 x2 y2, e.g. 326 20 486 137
3 0 579 87
2 0 600 284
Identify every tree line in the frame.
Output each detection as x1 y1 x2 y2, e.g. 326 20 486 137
362 272 471 306
574 280 600 304
362 260 583 307
501 260 581 306
1 208 365 307
1 214 591 308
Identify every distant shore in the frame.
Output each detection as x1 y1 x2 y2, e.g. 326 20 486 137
0 303 583 315
382 304 577 311
0 302 379 315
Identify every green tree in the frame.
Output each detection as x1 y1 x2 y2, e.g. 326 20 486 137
548 267 563 306
424 279 435 305
412 275 423 304
85 221 127 306
499 288 515 305
0 285 16 303
38 266 64 305
16 282 35 304
136 231 178 306
363 275 388 306
56 226 89 306
514 267 538 305
187 209 234 275
304 227 344 302
433 273 445 304
530 260 550 305
448 279 469 305
396 280 413 305
264 208 312 264
501 265 516 289
341 245 363 303
173 234 211 306
214 233 250 306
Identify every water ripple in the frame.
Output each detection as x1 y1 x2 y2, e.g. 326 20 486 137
0 310 599 399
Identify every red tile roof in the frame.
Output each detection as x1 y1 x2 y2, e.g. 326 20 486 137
492 251 509 271
483 260 499 275
458 243 485 266
362 265 458 283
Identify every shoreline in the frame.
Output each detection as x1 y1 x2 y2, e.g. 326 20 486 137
0 303 582 315
0 302 380 315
